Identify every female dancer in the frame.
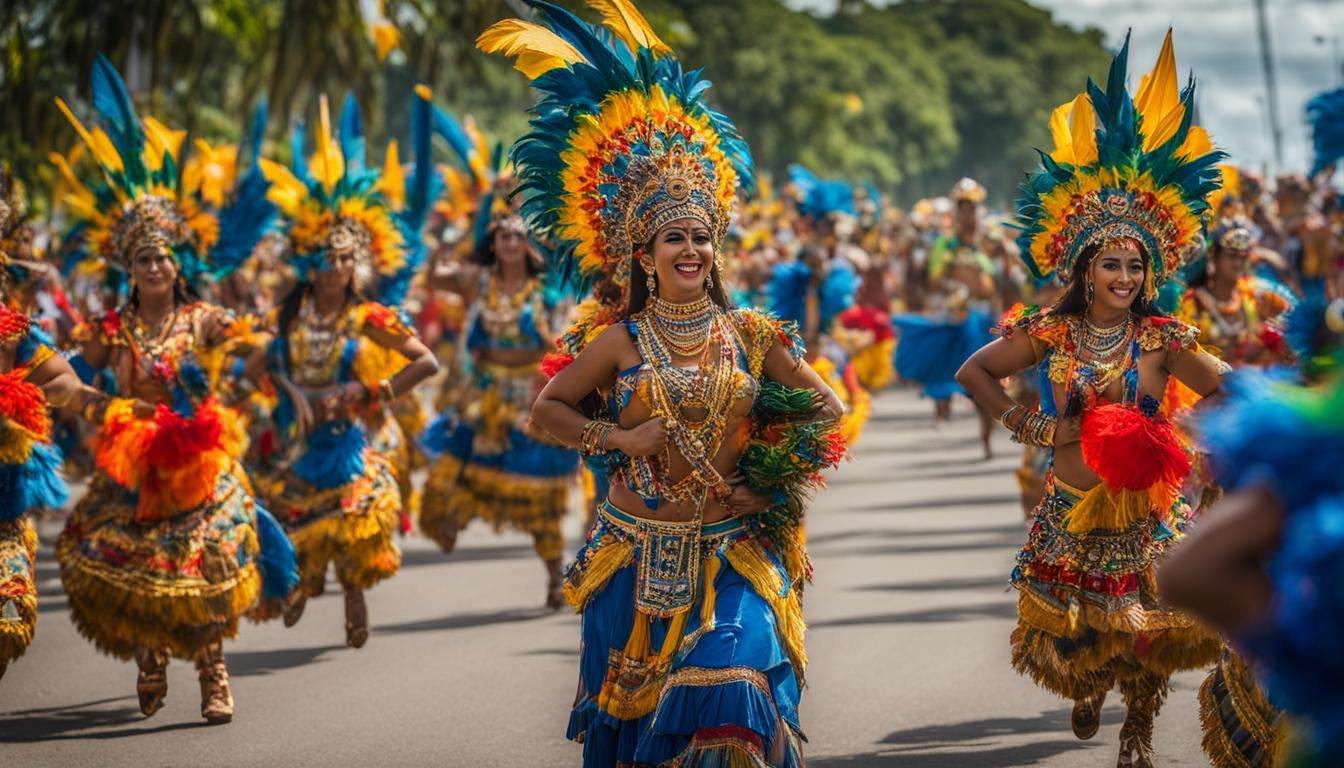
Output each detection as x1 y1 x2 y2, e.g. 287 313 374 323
957 33 1228 766
52 54 294 724
1179 219 1294 368
255 92 437 647
481 3 846 764
421 206 579 608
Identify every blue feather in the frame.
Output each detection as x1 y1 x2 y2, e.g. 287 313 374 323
0 441 69 521
766 260 812 327
819 259 858 328
292 420 367 490
90 52 148 187
430 105 476 173
339 92 365 171
252 500 299 599
1307 86 1344 176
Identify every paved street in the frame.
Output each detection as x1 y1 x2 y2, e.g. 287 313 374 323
0 388 1206 766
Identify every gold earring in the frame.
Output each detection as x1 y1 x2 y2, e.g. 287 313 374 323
1085 280 1095 307
645 264 656 298
705 269 713 290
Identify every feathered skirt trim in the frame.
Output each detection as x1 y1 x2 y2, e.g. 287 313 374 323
891 308 993 400
258 446 402 590
564 500 806 768
56 467 263 660
420 403 578 549
1010 476 1219 697
0 516 39 670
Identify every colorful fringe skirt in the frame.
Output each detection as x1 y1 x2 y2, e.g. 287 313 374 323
564 500 806 767
420 362 579 560
0 516 38 674
367 412 418 526
1010 475 1220 699
56 468 265 660
1200 650 1284 767
258 440 401 593
891 307 993 400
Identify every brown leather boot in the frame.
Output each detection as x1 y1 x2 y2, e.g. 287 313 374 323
134 646 169 717
196 642 234 725
343 585 368 648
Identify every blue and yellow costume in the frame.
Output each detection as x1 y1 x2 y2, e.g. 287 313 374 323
1006 32 1227 765
0 305 69 682
50 54 295 722
480 2 845 763
254 88 435 634
421 267 580 573
893 180 998 404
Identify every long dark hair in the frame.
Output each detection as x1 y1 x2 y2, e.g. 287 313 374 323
275 277 362 371
625 248 732 316
1049 241 1165 318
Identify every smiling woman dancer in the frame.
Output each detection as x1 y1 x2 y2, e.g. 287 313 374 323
254 91 438 648
957 34 1229 767
51 55 296 724
480 2 846 765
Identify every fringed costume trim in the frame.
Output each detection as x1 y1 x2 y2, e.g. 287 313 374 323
56 472 263 660
262 450 402 591
1199 651 1282 768
0 517 39 672
420 451 572 553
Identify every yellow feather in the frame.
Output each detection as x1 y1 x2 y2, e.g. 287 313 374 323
257 157 309 216
311 95 344 195
1068 94 1098 166
584 0 671 54
54 98 123 173
1136 29 1183 152
1176 124 1213 161
1047 99 1075 163
48 150 98 220
380 139 406 211
370 21 399 62
476 19 588 80
141 116 186 173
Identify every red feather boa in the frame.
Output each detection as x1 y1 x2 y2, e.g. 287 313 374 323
1080 403 1190 492
0 371 51 438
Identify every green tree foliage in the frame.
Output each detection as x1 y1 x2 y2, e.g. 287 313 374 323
0 0 1108 213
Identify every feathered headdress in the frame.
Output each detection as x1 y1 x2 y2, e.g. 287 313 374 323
52 53 275 287
1306 86 1344 177
1013 31 1224 297
259 86 437 305
477 0 753 302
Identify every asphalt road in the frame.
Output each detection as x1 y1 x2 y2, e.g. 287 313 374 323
0 388 1208 766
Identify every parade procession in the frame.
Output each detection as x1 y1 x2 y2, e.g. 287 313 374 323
3 1 1344 766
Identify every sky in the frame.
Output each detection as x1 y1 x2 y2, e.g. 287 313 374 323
787 0 1344 176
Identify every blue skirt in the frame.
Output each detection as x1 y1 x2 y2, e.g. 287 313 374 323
565 502 805 767
892 308 993 399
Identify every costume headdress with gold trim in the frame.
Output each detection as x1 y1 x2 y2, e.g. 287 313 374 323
259 88 437 305
1014 32 1224 297
477 0 753 302
53 53 275 288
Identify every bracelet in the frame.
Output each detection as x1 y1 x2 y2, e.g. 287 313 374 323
997 404 1024 429
1009 409 1057 447
377 379 395 404
579 420 616 455
81 393 109 424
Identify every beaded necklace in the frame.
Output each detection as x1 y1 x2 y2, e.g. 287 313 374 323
650 294 714 357
480 274 538 345
632 304 738 508
290 294 350 385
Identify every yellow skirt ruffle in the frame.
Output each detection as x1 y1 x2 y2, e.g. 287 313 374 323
420 453 569 560
259 450 402 590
